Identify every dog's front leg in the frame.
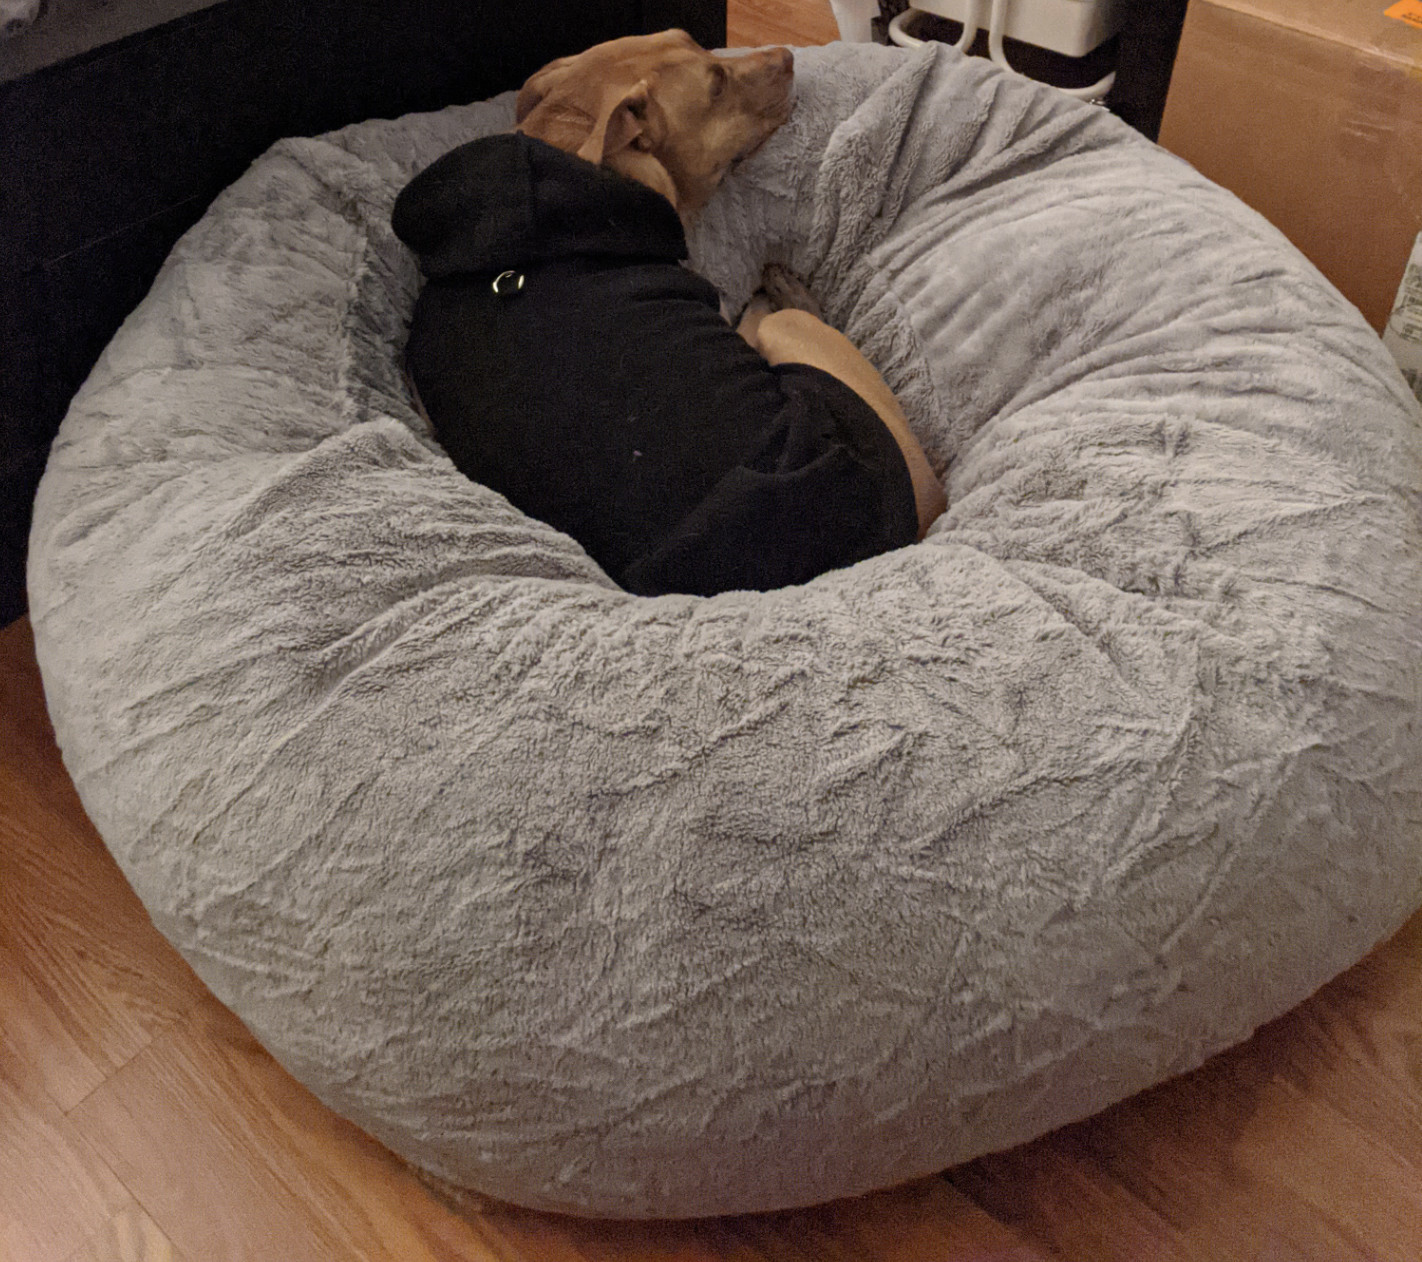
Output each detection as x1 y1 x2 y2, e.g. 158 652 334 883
737 263 824 346
736 293 776 346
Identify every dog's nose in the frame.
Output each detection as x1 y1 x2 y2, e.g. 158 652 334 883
739 44 793 79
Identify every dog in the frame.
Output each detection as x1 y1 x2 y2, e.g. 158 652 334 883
513 28 794 219
392 30 944 596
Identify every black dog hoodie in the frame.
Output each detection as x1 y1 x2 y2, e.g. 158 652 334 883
392 133 917 596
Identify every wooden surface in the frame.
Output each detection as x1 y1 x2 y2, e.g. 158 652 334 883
6 4 1422 1258
727 0 840 47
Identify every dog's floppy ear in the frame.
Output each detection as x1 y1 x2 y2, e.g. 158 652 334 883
517 69 679 210
585 82 680 210
576 80 661 164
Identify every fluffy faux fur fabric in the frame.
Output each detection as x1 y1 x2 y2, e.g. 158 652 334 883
0 0 42 39
27 42 1422 1217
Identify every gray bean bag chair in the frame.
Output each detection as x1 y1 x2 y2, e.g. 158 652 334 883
27 42 1422 1218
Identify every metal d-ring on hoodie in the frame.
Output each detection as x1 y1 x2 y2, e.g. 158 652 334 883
391 132 917 597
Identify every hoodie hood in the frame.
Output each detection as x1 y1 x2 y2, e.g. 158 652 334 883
391 133 687 280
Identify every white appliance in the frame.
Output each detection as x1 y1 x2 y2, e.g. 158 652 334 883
828 0 1127 101
900 0 1128 59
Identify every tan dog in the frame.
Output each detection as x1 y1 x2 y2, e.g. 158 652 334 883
394 32 944 596
512 30 946 537
515 28 794 219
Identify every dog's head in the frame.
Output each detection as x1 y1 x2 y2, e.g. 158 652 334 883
514 29 794 217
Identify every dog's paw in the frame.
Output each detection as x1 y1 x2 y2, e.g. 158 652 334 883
760 263 823 320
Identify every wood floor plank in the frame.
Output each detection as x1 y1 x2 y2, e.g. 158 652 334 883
477 1214 731 1262
0 618 216 1118
725 1178 1058 1260
0 725 206 1092
67 995 514 1262
63 1201 187 1262
0 941 108 1112
727 0 841 48
0 1064 132 1262
443 1175 1058 1262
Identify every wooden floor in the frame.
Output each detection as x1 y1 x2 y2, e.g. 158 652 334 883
726 0 841 47
7 5 1422 1259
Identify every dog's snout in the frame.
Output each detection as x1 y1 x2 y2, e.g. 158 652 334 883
729 44 793 81
751 45 794 79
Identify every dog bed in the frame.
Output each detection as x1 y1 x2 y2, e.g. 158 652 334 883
27 42 1422 1218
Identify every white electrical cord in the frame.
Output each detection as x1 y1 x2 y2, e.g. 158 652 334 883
888 0 1116 102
